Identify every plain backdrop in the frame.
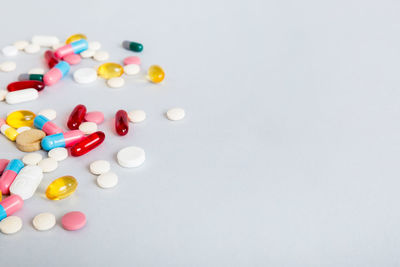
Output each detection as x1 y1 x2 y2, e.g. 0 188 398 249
1 0 400 266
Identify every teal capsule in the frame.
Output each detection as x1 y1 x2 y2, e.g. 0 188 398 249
18 73 44 82
122 40 143 52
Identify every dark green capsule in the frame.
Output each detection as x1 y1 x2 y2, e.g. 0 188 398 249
18 73 44 82
122 40 143 52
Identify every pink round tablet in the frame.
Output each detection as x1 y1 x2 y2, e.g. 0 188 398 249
0 118 5 128
61 211 86 231
0 159 10 175
123 56 141 66
63 54 82 65
85 111 104 124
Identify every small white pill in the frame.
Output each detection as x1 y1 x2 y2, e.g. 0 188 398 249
14 40 29 50
24 43 40 54
0 90 7 101
17 126 31 133
0 216 22 234
97 172 118 189
79 122 97 134
37 158 58 173
32 212 56 231
166 108 185 121
80 49 95 58
107 77 125 88
90 160 111 175
52 43 63 50
38 109 56 120
10 165 43 200
48 147 68 161
93 50 109 61
28 68 45 75
22 152 43 165
5 89 38 104
0 61 16 72
128 110 146 123
73 68 97 84
32 36 60 47
88 41 101 50
117 146 145 168
124 64 140 75
2 46 18 57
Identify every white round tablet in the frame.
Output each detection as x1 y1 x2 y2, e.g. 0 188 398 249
38 109 56 120
2 46 18 57
28 68 45 75
166 108 185 121
0 61 16 72
88 41 101 51
97 172 118 188
79 122 97 134
0 89 7 101
73 68 97 84
117 146 145 168
0 216 22 234
80 49 95 58
107 77 125 88
16 126 31 133
90 160 111 175
128 110 146 123
124 64 140 75
48 147 68 161
32 212 56 231
14 40 29 50
22 152 43 165
38 158 58 173
93 50 109 61
24 43 40 54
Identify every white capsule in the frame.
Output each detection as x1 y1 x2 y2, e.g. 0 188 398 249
5 89 38 104
2 46 18 57
32 35 60 47
10 165 43 200
0 61 16 72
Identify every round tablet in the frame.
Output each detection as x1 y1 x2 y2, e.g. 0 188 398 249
63 54 81 65
107 77 125 88
80 49 95 58
24 43 40 54
123 56 141 66
32 212 56 231
79 122 97 134
22 152 43 165
128 110 146 123
93 50 109 61
97 172 118 188
73 68 97 84
0 216 22 234
166 108 185 121
90 160 110 175
2 46 18 57
88 41 101 51
28 68 44 75
14 40 29 50
48 147 68 161
38 158 58 173
16 129 46 152
17 126 31 133
0 61 16 72
117 146 145 168
0 89 7 101
38 109 56 120
124 64 140 75
85 111 104 124
61 211 86 231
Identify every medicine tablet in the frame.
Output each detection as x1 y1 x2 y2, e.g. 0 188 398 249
107 77 125 88
61 211 86 231
80 49 95 58
79 122 97 134
48 147 68 161
38 158 58 173
32 35 60 47
14 40 29 50
128 110 146 123
32 212 56 231
97 172 118 188
24 43 40 54
73 68 97 84
16 129 46 152
0 216 22 234
28 68 45 75
22 152 43 165
124 64 140 75
6 89 38 104
0 90 7 101
63 54 81 65
93 50 109 61
88 41 101 51
17 126 31 133
38 109 56 120
0 61 16 72
166 108 185 121
123 56 141 66
117 146 145 168
85 111 104 124
2 46 18 57
90 160 110 175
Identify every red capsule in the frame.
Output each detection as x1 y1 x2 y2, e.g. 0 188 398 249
44 50 60 69
70 131 105 157
7 81 45 92
67 104 87 130
115 110 129 136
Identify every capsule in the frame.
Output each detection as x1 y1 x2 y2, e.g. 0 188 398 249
67 104 87 130
55 39 88 59
97 63 124 79
44 50 60 68
0 194 23 221
147 65 165 83
9 165 43 200
41 130 85 151
7 81 45 92
0 159 10 176
1 124 19 141
66 33 87 44
71 131 105 157
0 159 24 195
46 176 77 200
43 61 70 86
6 110 35 128
18 73 44 82
34 115 63 135
115 110 129 136
122 40 143 52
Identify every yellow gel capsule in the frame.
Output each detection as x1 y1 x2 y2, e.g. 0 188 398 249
6 110 36 128
97 63 124 79
46 176 78 200
147 65 165 83
1 124 19 141
66 33 87 44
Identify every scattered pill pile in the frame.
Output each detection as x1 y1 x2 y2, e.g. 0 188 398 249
0 33 186 234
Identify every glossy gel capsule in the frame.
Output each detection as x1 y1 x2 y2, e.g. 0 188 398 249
46 176 77 200
55 39 88 59
67 104 87 130
71 131 105 157
0 159 24 195
43 61 70 86
115 110 129 136
0 195 23 221
44 50 59 68
34 115 63 135
7 81 45 92
41 130 85 151
6 110 35 128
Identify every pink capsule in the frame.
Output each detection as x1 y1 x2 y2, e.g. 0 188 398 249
43 61 70 86
84 111 104 124
54 39 88 59
41 130 85 151
63 54 81 65
123 56 141 66
0 159 9 176
0 195 23 221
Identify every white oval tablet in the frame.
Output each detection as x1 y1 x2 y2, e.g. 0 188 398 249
10 165 43 200
124 64 140 75
90 160 110 175
97 172 118 188
93 50 109 61
5 89 38 104
107 77 125 88
2 46 18 57
14 40 29 50
73 68 97 84
38 109 56 120
128 110 146 123
28 68 45 75
88 41 101 50
32 35 59 47
79 122 97 134
117 146 145 168
32 212 56 231
24 43 40 54
0 61 16 72
0 216 22 234
80 49 95 58
0 89 7 101
166 108 185 121
37 158 58 173
22 152 43 165
17 126 31 133
48 147 68 161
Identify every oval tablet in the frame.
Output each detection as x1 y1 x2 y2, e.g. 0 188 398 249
90 160 110 175
32 212 56 231
10 165 43 200
38 109 56 120
93 50 109 61
73 68 97 84
6 89 39 104
117 146 145 168
16 129 46 152
2 46 18 57
61 211 86 231
97 172 118 188
107 77 125 88
24 43 40 54
22 153 42 165
128 110 146 123
37 158 58 173
0 216 22 234
1 61 16 72
166 108 185 121
124 64 140 75
123 56 141 65
79 122 97 134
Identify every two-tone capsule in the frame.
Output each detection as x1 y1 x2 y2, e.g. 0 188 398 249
115 110 129 136
41 130 85 151
55 39 88 59
67 104 87 130
0 159 24 195
43 61 70 86
18 73 44 82
7 81 45 92
71 131 105 156
122 40 143 52
34 115 63 135
1 124 18 141
0 194 23 221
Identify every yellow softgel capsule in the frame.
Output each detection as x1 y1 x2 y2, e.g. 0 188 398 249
46 176 78 200
97 63 124 79
147 65 165 83
66 33 87 44
6 110 36 128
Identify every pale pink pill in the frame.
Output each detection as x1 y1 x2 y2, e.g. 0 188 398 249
0 118 5 128
123 56 141 66
63 54 81 65
0 159 10 175
61 211 86 231
84 111 104 124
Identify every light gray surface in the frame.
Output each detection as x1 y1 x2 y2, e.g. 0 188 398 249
1 0 400 266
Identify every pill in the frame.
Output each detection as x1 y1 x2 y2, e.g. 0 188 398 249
128 110 146 123
80 49 95 58
97 172 118 189
63 54 81 65
43 61 70 86
22 153 43 165
0 90 7 101
10 165 43 200
0 159 24 194
124 64 140 75
115 110 129 136
16 129 46 152
46 176 77 200
16 126 31 133
14 40 29 50
107 77 125 88
0 160 10 175
34 115 63 135
122 40 143 52
24 43 40 54
79 122 97 134
123 56 141 65
41 130 85 151
32 212 56 231
70 131 105 157
93 50 109 61
67 104 87 130
55 39 88 59
66 33 87 44
2 46 18 57
88 41 101 50
48 147 68 161
166 108 185 121
6 110 35 128
97 63 124 79
38 109 56 120
6 89 39 104
28 68 45 75
73 68 97 84
1 124 18 141
44 50 59 68
147 65 165 83
0 216 22 234
1 61 16 72
61 211 86 231
117 146 145 168
90 160 110 175
0 195 23 221
7 81 45 92
38 158 58 173
84 111 104 124
18 73 43 82
32 35 60 47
